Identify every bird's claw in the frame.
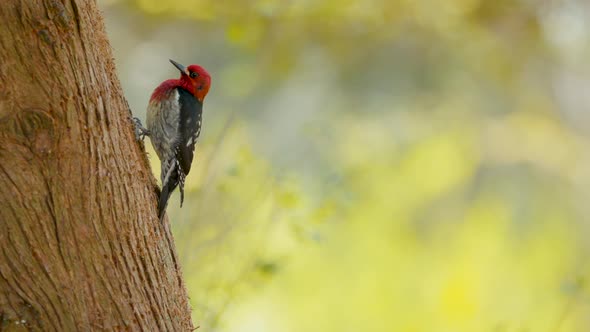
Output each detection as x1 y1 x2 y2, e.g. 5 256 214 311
133 117 150 141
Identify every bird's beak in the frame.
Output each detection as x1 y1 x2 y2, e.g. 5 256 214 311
169 59 187 75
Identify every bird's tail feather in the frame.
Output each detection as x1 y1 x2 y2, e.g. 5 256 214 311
158 182 172 221
158 160 178 221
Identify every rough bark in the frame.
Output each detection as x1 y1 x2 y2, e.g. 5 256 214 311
0 0 194 330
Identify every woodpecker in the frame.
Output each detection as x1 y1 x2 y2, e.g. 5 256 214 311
135 59 211 220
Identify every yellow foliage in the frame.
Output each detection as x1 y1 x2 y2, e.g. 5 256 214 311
101 0 590 330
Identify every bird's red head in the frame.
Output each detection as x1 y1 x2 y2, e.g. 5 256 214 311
170 59 211 103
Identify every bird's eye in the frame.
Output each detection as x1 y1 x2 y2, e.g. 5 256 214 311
190 71 199 78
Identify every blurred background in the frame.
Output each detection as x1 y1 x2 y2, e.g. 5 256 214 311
99 0 590 331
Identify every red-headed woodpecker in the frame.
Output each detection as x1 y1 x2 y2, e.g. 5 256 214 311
135 59 211 220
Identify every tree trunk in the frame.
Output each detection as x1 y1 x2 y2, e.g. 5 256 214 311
0 0 194 330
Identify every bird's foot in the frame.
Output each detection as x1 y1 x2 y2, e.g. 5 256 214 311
133 117 150 141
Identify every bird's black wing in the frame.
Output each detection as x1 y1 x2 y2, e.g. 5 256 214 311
157 88 202 220
176 88 203 176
